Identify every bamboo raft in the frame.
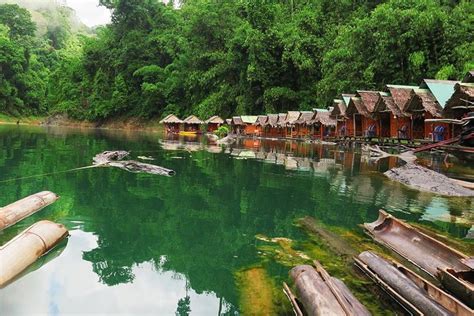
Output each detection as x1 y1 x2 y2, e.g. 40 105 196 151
0 220 68 287
355 251 473 316
364 210 474 308
0 191 59 230
286 261 371 316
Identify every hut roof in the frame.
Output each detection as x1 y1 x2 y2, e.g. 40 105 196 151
346 97 370 117
314 109 336 126
357 90 383 113
420 79 459 109
341 94 355 106
277 113 287 126
281 111 301 126
373 94 405 117
443 83 474 117
386 84 418 110
184 115 204 124
241 115 258 124
231 116 244 125
462 70 474 83
330 99 346 117
160 114 183 124
295 111 315 124
205 115 224 124
225 118 232 125
265 114 279 127
255 115 268 126
404 89 442 117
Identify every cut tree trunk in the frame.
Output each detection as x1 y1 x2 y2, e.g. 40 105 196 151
0 220 68 287
0 191 59 231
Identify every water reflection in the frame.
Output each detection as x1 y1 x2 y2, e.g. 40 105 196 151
0 126 472 315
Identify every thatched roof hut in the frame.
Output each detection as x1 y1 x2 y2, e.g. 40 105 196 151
373 94 405 117
404 88 442 117
231 116 244 125
386 85 418 110
160 114 183 124
277 113 288 127
280 111 301 126
313 109 336 126
183 115 204 124
264 114 279 127
295 111 315 125
462 70 474 83
205 115 224 124
357 90 381 113
241 116 259 124
346 97 370 117
331 99 347 118
443 83 474 118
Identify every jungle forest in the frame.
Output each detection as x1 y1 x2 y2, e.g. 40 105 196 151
0 0 473 121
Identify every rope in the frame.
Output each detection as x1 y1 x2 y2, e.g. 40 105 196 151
0 164 102 184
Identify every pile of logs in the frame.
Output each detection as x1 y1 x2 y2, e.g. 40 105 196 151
0 192 68 288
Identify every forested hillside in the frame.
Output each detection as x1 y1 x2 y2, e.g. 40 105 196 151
1 0 473 120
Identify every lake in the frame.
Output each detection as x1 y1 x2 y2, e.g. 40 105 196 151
0 125 472 315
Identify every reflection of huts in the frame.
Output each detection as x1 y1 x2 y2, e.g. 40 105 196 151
205 116 224 133
312 109 336 138
255 115 268 136
183 115 204 132
230 116 244 134
294 111 315 138
404 88 443 140
159 114 183 134
385 85 418 139
330 99 347 137
444 83 474 119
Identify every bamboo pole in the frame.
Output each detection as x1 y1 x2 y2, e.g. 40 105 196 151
0 191 59 231
0 220 68 287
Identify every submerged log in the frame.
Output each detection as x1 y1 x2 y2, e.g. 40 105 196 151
289 262 371 316
92 151 175 176
0 220 68 287
0 191 59 231
355 251 464 316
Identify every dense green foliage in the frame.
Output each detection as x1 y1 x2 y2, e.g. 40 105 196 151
0 0 473 120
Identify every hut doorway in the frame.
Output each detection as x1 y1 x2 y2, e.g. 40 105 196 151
412 116 424 140
355 115 363 136
380 113 391 138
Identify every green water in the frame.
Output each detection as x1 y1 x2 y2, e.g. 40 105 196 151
0 125 472 315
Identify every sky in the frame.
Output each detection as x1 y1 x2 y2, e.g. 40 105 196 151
65 0 111 27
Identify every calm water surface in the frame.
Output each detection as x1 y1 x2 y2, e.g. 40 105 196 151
0 125 472 315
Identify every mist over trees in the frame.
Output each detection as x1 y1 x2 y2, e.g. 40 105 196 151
0 0 472 119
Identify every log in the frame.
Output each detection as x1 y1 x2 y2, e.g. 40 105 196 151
0 220 68 288
290 264 371 316
92 151 175 176
355 251 452 316
0 191 59 231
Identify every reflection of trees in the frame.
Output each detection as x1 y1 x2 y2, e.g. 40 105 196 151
0 126 472 311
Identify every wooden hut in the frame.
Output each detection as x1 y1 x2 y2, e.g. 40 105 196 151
277 113 287 137
263 114 280 137
230 116 244 135
356 90 382 137
404 89 445 140
373 93 410 139
443 83 474 119
386 85 419 139
255 115 268 136
159 114 183 134
280 111 301 138
205 115 224 133
241 116 259 135
183 115 204 133
312 109 336 138
330 99 347 137
294 111 315 138
345 97 369 137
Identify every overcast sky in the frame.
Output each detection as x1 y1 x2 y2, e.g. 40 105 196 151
65 0 111 27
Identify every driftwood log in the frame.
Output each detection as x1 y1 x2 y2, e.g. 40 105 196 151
289 262 371 316
0 191 59 231
93 151 175 176
355 251 453 316
0 220 68 287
